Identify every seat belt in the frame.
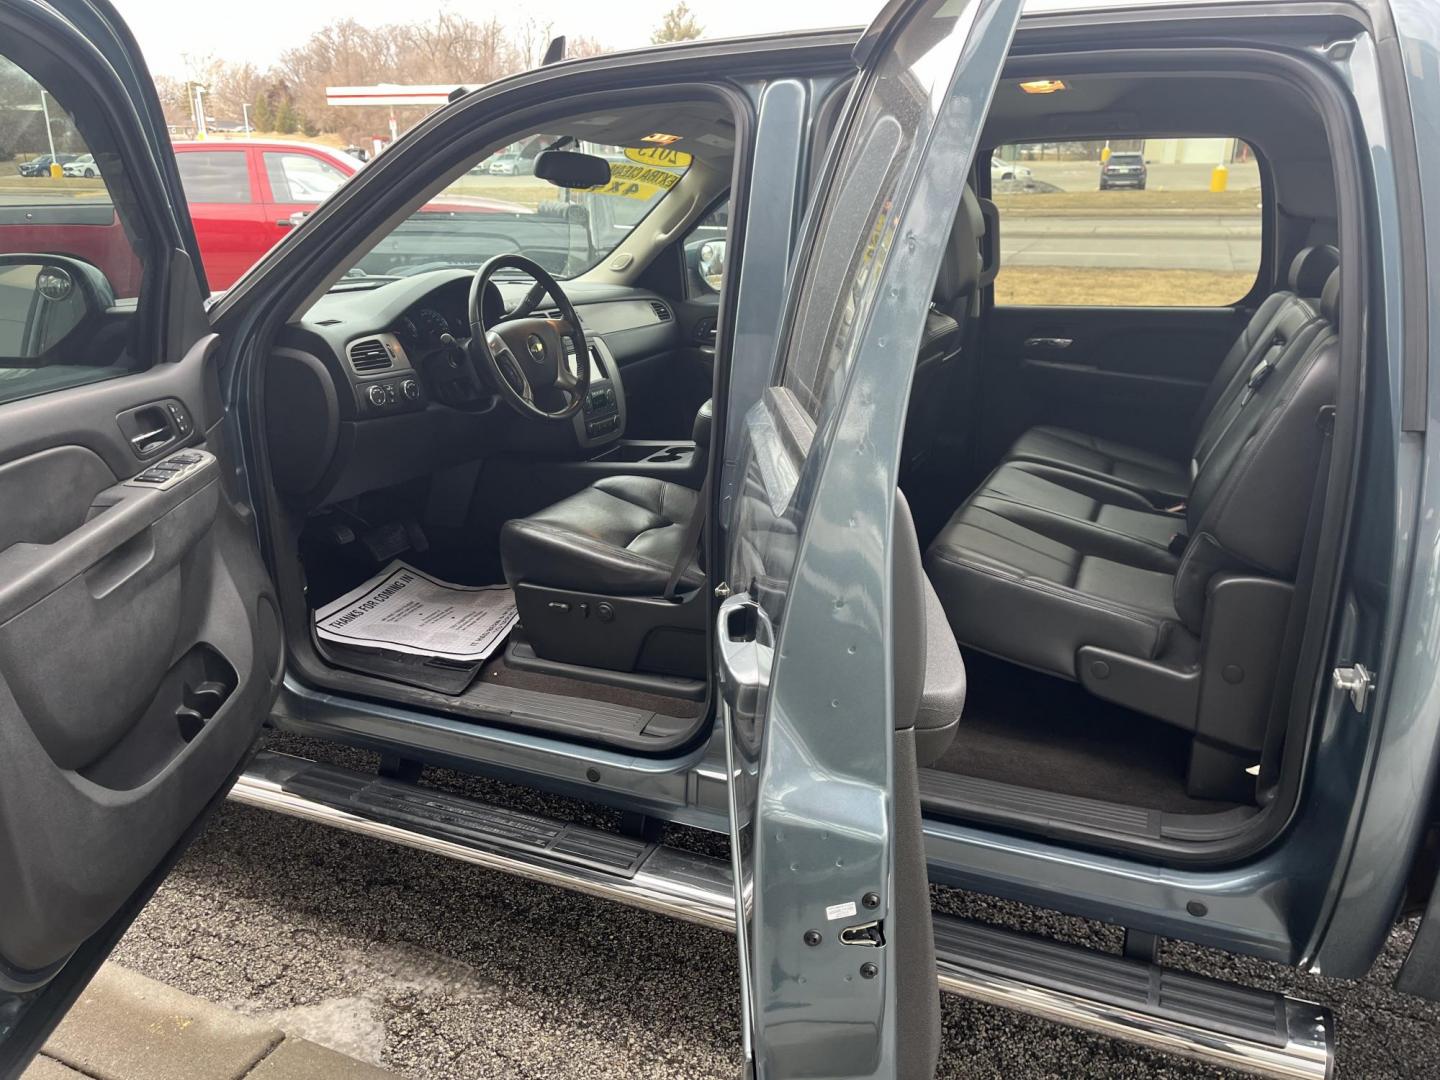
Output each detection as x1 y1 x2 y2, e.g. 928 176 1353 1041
663 468 711 601
1256 405 1335 803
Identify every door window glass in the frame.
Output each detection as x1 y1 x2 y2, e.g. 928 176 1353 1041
174 151 253 204
991 137 1263 306
0 52 152 405
264 151 348 204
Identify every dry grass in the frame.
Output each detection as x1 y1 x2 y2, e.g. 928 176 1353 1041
447 176 554 209
995 267 1257 308
0 175 107 197
993 188 1261 214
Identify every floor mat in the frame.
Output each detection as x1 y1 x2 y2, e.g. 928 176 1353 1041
933 651 1239 815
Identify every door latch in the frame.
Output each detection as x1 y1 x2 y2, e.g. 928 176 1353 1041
839 921 885 948
1333 663 1373 712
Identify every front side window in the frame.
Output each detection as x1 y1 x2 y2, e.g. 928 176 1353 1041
991 137 1262 306
351 118 703 282
175 151 253 204
0 52 151 404
264 151 347 204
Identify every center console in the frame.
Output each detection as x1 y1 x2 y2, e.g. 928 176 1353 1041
571 335 627 449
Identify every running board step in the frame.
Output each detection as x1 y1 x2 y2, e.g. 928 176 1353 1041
934 917 1333 1080
231 751 1333 1080
230 751 735 930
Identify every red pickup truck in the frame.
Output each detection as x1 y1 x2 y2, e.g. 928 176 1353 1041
0 140 527 294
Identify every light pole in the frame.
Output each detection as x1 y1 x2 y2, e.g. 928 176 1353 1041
38 89 61 178
190 83 208 140
242 103 251 135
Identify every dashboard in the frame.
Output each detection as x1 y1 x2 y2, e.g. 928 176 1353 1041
265 268 684 504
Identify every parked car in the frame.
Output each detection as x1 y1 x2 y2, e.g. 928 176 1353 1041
1100 149 1148 189
4 2 1440 1080
170 140 530 290
15 153 75 176
487 152 531 176
990 154 1032 182
61 153 98 178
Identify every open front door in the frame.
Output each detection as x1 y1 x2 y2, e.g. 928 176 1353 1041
0 0 279 1071
717 0 1019 1076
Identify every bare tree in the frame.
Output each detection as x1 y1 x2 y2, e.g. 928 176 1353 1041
651 3 703 44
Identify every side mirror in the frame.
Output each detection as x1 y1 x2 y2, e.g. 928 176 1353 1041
686 236 727 294
533 150 613 190
0 255 112 364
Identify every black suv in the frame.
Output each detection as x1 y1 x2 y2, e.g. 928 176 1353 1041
1099 150 1147 189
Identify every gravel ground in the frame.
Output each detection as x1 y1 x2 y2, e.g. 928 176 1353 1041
110 731 1440 1079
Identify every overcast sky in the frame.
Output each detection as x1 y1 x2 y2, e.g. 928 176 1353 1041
116 0 883 79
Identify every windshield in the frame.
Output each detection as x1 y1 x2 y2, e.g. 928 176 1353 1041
348 136 691 284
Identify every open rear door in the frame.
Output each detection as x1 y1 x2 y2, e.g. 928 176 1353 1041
717 0 1019 1076
0 0 279 1071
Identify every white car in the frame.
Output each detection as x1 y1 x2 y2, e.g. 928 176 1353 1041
990 155 1033 182
62 153 99 178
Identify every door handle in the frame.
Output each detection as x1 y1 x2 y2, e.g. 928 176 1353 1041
277 211 309 228
128 425 173 456
1023 336 1073 351
716 592 772 729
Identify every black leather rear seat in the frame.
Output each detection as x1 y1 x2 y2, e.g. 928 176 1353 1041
1004 245 1338 504
924 259 1341 799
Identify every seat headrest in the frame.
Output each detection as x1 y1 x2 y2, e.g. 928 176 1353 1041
1288 244 1339 297
935 185 984 303
1320 268 1340 324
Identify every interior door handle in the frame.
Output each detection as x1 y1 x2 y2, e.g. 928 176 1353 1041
128 425 173 456
717 592 772 728
1024 336 1073 350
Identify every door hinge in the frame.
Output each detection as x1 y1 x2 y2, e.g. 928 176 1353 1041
1333 663 1374 712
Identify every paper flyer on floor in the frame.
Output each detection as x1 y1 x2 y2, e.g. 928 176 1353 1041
313 561 518 663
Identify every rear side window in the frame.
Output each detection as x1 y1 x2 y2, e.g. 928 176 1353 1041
264 151 347 204
175 151 253 204
990 137 1262 307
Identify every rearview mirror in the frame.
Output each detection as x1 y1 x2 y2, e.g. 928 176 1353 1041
533 150 613 190
0 255 112 364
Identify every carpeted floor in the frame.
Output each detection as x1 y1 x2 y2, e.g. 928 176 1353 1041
931 650 1239 815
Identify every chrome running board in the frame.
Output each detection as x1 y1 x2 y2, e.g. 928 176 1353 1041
231 751 1333 1080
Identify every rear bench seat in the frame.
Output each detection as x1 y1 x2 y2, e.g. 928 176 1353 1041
925 257 1340 799
1004 244 1338 504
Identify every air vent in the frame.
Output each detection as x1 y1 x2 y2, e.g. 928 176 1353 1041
347 336 394 375
650 301 672 323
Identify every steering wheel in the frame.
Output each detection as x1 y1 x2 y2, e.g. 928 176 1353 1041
467 254 589 421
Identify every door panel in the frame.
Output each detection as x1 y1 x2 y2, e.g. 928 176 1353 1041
720 0 1021 1075
0 339 281 977
0 0 279 1068
980 305 1248 463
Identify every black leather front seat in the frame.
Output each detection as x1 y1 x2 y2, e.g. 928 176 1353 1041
498 402 712 676
500 475 703 596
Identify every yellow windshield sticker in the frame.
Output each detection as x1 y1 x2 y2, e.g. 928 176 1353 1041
591 161 685 200
625 146 692 168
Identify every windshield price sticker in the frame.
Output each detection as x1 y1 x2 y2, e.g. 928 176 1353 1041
591 161 685 201
625 146 692 168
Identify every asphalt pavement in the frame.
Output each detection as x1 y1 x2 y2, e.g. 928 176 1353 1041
108 731 1440 1079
